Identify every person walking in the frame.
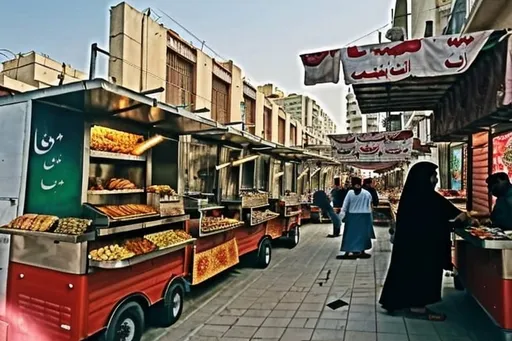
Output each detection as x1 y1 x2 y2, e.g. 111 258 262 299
363 178 379 207
313 189 341 237
336 177 374 259
331 177 348 211
379 162 472 321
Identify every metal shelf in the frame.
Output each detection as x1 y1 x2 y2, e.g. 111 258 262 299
89 238 196 269
242 203 270 209
455 228 512 250
0 227 95 243
95 215 190 237
199 222 244 237
87 189 144 195
251 214 279 226
90 150 146 162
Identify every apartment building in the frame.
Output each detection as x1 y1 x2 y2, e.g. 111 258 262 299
448 0 512 34
108 2 303 147
0 52 86 93
345 91 381 133
263 84 338 145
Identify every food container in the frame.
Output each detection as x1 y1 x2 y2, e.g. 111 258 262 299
241 192 269 208
147 193 185 217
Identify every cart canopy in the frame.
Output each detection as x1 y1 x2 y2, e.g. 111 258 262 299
0 79 220 135
191 126 276 150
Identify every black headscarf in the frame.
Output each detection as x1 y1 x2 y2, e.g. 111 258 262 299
352 177 362 195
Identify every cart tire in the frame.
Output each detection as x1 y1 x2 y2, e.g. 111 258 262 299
151 282 185 327
288 226 300 249
454 274 464 291
104 301 144 341
255 238 272 269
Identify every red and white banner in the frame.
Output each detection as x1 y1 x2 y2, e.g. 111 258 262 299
329 131 413 162
300 49 341 86
340 31 493 85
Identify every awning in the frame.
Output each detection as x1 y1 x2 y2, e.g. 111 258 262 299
192 126 276 150
339 30 504 114
0 79 219 135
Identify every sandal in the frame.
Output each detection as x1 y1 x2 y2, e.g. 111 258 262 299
336 253 357 260
407 308 446 322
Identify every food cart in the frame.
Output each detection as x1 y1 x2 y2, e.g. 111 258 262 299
0 80 225 341
328 30 512 337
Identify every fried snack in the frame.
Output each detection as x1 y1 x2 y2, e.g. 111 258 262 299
97 204 157 219
89 244 135 262
145 230 192 248
124 238 157 255
90 126 144 155
104 178 137 190
31 215 58 232
20 214 38 230
54 218 92 235
147 185 177 196
201 217 243 233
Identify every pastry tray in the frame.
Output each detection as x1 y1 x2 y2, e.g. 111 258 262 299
0 227 95 243
284 210 302 217
455 228 512 250
251 214 280 226
89 238 196 269
199 222 245 237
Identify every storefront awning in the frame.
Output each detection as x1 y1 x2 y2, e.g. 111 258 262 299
340 31 501 114
0 79 220 135
192 126 276 150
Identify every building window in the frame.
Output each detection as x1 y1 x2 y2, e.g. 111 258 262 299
278 117 285 144
211 76 230 123
166 50 195 107
244 95 256 134
263 107 272 140
290 125 297 146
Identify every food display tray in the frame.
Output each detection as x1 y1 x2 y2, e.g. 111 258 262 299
199 222 245 237
90 150 146 162
96 215 190 236
455 228 512 250
84 203 160 226
87 189 145 195
0 227 95 243
89 238 196 269
251 214 280 226
244 203 270 209
284 210 301 217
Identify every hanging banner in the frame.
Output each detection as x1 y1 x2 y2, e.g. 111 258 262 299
492 132 512 179
329 131 413 162
340 30 493 85
300 49 341 86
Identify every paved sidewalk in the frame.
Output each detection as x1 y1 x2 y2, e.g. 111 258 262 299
144 224 505 341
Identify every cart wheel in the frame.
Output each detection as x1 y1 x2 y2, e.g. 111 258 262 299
151 282 185 327
254 238 272 269
311 213 320 224
454 274 464 291
288 226 300 249
104 301 144 341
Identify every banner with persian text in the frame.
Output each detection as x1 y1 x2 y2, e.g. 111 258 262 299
329 131 413 162
340 31 493 85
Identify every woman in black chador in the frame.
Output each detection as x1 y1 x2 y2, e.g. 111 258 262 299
379 162 470 321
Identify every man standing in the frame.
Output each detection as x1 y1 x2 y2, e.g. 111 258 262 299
313 189 341 238
486 172 512 230
363 178 379 207
331 177 348 210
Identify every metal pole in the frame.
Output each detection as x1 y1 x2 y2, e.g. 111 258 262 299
89 43 98 80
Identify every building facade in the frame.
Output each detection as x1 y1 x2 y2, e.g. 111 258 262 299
345 91 381 134
267 85 338 145
108 2 305 147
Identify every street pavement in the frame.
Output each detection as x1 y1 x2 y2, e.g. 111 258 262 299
143 223 507 341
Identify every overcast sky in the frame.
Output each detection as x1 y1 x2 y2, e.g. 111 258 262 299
0 0 394 130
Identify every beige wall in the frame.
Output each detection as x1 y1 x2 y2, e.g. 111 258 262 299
1 52 86 88
255 91 265 138
271 104 279 143
230 64 243 123
195 50 213 113
109 2 167 101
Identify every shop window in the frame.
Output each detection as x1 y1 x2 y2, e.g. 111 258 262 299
244 95 256 134
211 76 230 123
278 117 285 144
166 51 194 108
241 160 255 189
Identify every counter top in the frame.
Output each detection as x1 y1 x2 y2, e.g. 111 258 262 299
455 228 512 250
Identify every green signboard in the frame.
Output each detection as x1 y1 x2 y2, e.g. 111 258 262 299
24 102 84 217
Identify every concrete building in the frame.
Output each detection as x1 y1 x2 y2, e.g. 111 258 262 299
265 85 338 145
0 52 86 93
345 91 381 134
108 2 304 147
393 0 452 39
458 0 511 33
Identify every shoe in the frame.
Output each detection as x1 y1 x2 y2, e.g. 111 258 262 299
327 234 340 238
336 253 357 260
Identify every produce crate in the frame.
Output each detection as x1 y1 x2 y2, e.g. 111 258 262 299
147 193 185 217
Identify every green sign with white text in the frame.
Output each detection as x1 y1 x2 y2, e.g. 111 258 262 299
24 102 84 217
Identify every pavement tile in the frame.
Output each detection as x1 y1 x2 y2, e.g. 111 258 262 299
274 302 300 311
207 316 239 326
196 325 230 337
268 309 296 318
222 326 257 338
377 333 409 341
405 320 438 335
346 320 377 332
262 317 292 328
220 308 247 316
350 304 376 313
311 328 346 340
280 328 314 341
434 323 469 337
344 331 377 341
295 310 322 318
321 310 348 320
376 321 407 334
408 335 442 341
252 326 285 339
235 317 265 327
316 318 347 330
250 301 278 310
243 309 272 318
349 311 376 321
300 302 326 311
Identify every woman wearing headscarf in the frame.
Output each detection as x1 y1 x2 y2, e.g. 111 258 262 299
379 162 471 321
337 177 375 259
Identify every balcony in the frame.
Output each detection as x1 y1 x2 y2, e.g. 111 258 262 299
462 0 510 33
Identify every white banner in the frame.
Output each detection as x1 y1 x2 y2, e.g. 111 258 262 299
300 49 341 86
341 31 493 85
330 131 414 162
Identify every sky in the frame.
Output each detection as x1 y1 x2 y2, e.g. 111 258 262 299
0 0 394 130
